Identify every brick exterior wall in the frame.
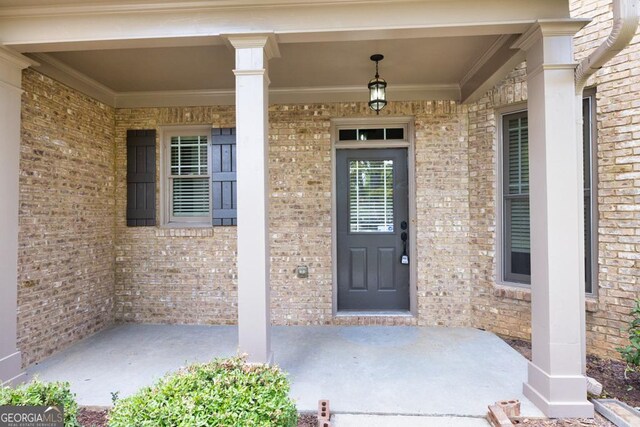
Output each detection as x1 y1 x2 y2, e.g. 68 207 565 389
18 69 116 366
114 107 239 325
114 101 472 328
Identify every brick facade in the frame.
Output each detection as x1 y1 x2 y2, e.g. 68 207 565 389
16 0 640 365
18 69 116 366
114 101 471 329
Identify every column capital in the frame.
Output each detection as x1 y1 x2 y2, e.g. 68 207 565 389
0 45 37 89
223 33 280 60
512 19 589 52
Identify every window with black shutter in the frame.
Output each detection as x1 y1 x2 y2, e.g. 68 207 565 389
160 127 237 227
126 129 156 226
211 128 237 226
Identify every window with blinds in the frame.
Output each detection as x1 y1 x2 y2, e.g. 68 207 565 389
349 159 394 233
582 91 596 294
501 93 596 293
169 135 210 221
503 112 531 283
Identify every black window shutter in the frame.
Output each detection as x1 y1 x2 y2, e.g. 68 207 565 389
211 128 237 226
126 129 156 226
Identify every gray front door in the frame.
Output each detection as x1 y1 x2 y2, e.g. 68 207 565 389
336 148 410 311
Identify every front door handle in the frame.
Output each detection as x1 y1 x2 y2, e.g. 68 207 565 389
400 229 409 265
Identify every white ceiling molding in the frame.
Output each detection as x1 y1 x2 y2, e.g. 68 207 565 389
460 49 525 104
459 33 524 103
459 34 512 89
116 89 235 108
115 84 461 108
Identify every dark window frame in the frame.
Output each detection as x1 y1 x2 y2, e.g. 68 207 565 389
583 88 598 295
502 111 531 284
501 90 597 294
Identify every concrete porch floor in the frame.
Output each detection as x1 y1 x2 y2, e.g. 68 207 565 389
27 324 543 418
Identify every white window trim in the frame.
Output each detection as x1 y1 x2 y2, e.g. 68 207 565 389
159 125 213 228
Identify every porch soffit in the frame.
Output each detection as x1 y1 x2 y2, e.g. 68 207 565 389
0 0 576 106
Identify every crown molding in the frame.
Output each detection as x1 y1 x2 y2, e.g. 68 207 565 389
459 34 511 89
115 84 460 108
116 89 235 107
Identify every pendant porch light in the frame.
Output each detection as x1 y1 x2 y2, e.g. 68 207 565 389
368 54 387 114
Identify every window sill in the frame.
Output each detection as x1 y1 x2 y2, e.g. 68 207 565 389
155 227 214 238
492 284 598 312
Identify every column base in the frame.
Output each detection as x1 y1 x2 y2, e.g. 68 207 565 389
0 351 25 386
244 351 274 366
524 361 594 418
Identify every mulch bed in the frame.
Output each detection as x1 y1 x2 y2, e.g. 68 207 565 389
77 408 317 427
505 338 640 408
77 408 109 427
505 337 640 426
513 415 614 426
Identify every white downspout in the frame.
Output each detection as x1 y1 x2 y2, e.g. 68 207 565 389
574 0 639 381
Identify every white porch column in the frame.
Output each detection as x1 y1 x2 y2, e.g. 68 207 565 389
514 22 593 418
0 47 32 385
227 34 279 364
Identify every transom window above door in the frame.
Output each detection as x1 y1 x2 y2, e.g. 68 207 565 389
339 127 405 141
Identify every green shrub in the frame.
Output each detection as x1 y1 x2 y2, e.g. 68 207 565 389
0 378 80 427
617 299 640 369
109 356 297 427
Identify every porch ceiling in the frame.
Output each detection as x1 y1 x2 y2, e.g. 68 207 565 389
43 36 501 92
23 32 525 106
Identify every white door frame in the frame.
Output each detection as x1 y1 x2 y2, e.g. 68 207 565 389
330 116 417 316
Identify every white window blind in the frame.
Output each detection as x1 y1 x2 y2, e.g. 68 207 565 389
503 112 531 283
349 159 394 232
170 135 210 218
507 116 530 255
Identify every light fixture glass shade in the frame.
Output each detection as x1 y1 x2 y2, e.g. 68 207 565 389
368 77 387 114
